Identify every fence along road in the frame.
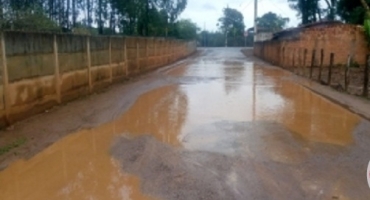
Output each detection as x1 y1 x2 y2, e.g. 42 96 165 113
0 48 370 199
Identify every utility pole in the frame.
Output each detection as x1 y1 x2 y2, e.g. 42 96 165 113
254 0 258 41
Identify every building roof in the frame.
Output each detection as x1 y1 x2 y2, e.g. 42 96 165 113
272 21 344 40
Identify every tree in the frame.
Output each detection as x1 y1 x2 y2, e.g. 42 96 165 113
256 12 289 32
323 0 337 20
198 31 224 47
0 0 193 39
175 19 198 40
217 7 245 47
337 0 370 24
288 0 322 24
218 7 245 36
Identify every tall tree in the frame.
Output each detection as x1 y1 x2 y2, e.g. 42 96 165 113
337 0 370 24
288 0 322 24
256 12 289 32
175 19 198 40
323 0 337 20
218 7 245 36
0 0 193 38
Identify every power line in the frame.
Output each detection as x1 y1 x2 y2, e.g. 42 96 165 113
265 0 288 15
240 0 254 11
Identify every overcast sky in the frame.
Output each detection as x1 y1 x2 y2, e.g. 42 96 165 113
179 0 299 32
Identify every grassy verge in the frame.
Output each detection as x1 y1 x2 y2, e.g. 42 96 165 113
0 137 27 156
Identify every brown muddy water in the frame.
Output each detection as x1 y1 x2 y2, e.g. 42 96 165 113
1 48 370 199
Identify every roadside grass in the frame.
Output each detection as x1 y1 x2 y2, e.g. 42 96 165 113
0 137 27 156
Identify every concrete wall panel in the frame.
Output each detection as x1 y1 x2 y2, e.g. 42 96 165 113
0 31 196 127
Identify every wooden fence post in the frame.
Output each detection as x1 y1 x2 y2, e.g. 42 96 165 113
1 32 10 123
328 53 334 85
318 49 323 81
53 34 61 104
345 55 351 91
86 36 92 93
310 49 316 79
364 54 369 97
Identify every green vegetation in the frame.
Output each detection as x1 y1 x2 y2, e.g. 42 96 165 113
287 0 370 27
217 7 245 37
0 0 198 39
176 19 199 40
0 137 27 156
256 12 289 32
337 0 370 25
288 0 324 24
198 7 250 47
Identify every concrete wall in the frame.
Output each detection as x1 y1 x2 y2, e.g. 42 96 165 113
254 24 370 98
255 32 273 42
0 31 197 127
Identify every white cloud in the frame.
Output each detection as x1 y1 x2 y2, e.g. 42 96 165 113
180 0 299 31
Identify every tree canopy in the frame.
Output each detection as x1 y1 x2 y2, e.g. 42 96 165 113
337 0 370 24
176 19 199 40
287 0 370 26
287 0 340 24
256 12 289 32
0 0 196 39
196 7 251 47
288 0 322 24
217 7 245 36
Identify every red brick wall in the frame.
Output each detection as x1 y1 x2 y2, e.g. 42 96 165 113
254 24 368 67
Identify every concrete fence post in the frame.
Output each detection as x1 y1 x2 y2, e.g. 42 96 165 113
145 39 149 70
282 47 285 68
170 41 172 62
136 39 140 72
1 32 10 123
292 49 295 72
328 53 334 85
298 48 301 75
154 39 157 67
53 34 61 104
124 37 128 76
109 37 113 83
310 49 316 79
168 40 170 63
86 36 92 93
364 54 369 97
172 41 175 61
166 40 169 64
318 49 324 81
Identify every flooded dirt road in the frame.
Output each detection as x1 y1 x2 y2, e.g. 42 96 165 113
1 48 370 199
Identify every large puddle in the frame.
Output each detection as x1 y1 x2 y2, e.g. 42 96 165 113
0 48 366 199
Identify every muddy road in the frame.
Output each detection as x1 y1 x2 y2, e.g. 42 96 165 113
1 48 370 199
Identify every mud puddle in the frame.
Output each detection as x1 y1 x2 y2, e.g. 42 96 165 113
0 85 185 200
1 48 369 199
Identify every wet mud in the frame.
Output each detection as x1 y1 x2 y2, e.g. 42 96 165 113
1 48 370 199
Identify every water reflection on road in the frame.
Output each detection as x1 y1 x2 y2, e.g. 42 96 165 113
0 48 368 200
